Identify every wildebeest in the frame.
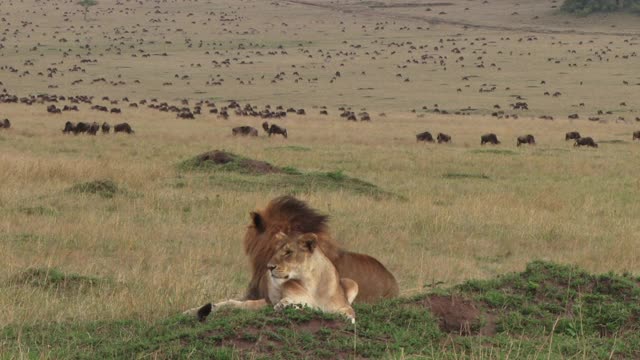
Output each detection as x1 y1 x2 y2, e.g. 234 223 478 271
632 131 640 141
0 119 10 129
101 122 111 134
416 131 434 142
47 104 61 114
114 123 134 134
268 124 288 138
565 131 581 141
574 137 598 148
87 122 100 135
63 121 75 134
481 133 500 145
517 134 536 146
232 126 258 136
437 133 451 143
73 122 90 135
262 121 270 132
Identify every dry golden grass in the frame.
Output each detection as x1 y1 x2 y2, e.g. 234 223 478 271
0 0 639 329
1 102 639 327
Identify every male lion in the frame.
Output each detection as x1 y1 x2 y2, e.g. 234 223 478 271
186 232 359 323
245 196 399 303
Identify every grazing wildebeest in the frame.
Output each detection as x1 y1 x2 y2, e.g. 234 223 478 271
73 122 90 135
110 108 122 114
101 122 111 134
0 119 10 129
268 124 288 138
517 134 536 146
232 126 258 136
47 104 61 114
633 131 640 141
87 122 100 135
262 121 270 132
416 131 434 142
574 137 598 148
437 133 451 143
481 133 500 145
114 123 134 134
565 131 581 141
63 121 75 134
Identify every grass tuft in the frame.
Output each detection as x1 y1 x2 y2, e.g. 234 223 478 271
67 179 121 198
443 172 490 180
180 151 396 198
470 149 518 155
10 268 106 292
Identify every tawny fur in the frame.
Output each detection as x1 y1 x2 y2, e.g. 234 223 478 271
244 196 399 303
185 233 358 322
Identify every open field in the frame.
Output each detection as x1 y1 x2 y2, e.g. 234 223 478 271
1 0 640 358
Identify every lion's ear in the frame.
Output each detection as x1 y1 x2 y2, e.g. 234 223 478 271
250 212 265 233
301 233 317 252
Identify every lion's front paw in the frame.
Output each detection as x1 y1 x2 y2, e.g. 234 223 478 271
183 303 215 322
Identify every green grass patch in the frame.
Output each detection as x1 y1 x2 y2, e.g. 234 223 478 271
265 145 312 152
17 206 57 216
179 151 397 199
470 149 518 155
561 0 640 15
3 262 640 358
67 179 122 199
10 268 107 292
599 139 628 144
458 261 640 337
443 172 490 180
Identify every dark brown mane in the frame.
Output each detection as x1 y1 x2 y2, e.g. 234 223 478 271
262 195 329 234
244 196 338 300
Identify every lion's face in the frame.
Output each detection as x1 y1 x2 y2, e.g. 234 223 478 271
267 233 317 282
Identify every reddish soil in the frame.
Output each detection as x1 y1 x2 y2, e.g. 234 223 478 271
418 295 496 336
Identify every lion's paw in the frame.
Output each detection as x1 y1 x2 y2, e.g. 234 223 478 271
183 303 215 322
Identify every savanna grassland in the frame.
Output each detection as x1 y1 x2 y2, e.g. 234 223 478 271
1 0 640 358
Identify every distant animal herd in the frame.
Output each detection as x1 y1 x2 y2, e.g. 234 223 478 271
62 121 134 135
1 115 639 149
414 130 639 148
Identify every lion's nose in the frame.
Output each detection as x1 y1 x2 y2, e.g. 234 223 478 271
267 264 276 271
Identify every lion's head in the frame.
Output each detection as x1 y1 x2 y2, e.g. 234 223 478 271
267 232 319 282
244 196 340 300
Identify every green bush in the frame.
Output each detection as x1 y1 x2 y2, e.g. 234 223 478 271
561 0 640 15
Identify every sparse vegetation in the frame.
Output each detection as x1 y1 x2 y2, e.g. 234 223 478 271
67 179 121 198
562 0 640 15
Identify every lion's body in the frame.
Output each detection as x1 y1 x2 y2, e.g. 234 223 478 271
185 233 358 322
245 196 399 303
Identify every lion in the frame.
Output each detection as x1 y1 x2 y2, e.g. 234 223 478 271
244 195 399 304
186 232 359 323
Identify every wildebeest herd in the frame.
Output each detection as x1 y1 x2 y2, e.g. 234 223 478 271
62 121 134 135
413 130 639 148
232 121 287 138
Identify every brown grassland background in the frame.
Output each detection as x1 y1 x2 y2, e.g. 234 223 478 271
0 0 639 331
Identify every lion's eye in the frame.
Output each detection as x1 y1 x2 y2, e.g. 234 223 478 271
284 250 292 256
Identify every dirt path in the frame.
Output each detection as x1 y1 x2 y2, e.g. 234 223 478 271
285 0 640 37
